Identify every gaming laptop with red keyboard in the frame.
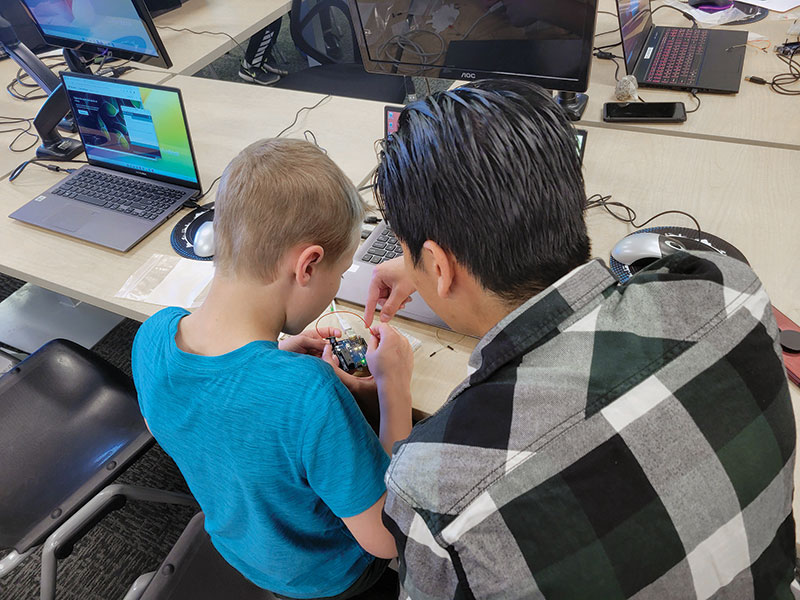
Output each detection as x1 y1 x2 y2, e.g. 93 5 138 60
617 0 747 93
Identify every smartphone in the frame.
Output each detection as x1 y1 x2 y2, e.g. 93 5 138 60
602 102 687 123
384 105 404 138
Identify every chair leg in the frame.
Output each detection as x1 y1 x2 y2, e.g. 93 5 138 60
121 571 156 600
0 547 35 578
40 484 198 600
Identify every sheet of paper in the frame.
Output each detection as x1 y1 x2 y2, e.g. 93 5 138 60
736 0 800 13
115 254 214 309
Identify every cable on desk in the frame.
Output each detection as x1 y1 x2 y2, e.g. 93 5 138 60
745 46 800 95
182 175 224 211
585 193 702 241
376 30 445 76
157 25 248 57
6 58 67 101
686 89 701 113
276 95 332 138
594 50 623 81
9 157 88 182
0 115 39 152
650 4 698 28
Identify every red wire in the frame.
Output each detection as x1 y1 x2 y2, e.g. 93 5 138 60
315 310 369 338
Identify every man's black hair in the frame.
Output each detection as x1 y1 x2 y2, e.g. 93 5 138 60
376 79 590 305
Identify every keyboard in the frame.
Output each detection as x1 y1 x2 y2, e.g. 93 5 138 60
645 28 708 87
51 170 186 220
361 227 404 264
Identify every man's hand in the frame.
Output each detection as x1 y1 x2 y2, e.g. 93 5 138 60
367 323 413 400
364 257 416 327
279 327 340 357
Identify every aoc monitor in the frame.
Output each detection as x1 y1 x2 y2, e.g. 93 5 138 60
19 0 172 69
348 0 598 92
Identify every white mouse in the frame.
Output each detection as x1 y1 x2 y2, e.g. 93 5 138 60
611 233 688 266
192 221 215 258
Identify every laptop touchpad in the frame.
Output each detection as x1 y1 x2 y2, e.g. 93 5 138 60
45 206 95 232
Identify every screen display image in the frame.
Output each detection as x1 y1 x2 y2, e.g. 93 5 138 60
63 75 198 184
21 0 158 56
351 0 598 90
617 0 653 71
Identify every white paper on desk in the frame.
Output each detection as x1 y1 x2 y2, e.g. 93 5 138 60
115 254 214 309
663 0 749 24
736 0 800 11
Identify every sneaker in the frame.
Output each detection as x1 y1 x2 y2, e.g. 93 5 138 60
238 62 281 86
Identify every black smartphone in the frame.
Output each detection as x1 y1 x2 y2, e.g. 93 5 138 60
602 102 687 123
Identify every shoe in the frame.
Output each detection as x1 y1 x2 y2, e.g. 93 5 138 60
238 62 281 86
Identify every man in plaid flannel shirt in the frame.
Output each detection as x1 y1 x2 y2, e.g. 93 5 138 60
365 80 797 599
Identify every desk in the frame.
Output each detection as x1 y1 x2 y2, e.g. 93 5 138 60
584 1 800 149
152 0 292 77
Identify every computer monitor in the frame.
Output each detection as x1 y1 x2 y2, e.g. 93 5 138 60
0 0 53 56
347 0 598 93
19 0 172 69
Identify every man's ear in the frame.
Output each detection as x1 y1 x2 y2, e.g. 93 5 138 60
294 245 325 287
421 240 456 299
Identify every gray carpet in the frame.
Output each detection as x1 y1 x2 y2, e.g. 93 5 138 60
0 13 451 599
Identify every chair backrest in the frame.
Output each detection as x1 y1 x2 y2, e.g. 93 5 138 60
140 513 274 600
0 339 152 552
290 0 361 65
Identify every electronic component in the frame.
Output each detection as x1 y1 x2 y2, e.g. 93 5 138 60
329 336 370 377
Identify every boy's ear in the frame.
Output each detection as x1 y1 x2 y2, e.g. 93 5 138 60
421 240 456 299
295 245 325 286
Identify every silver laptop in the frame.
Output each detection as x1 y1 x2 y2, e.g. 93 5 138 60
337 106 587 329
10 72 201 252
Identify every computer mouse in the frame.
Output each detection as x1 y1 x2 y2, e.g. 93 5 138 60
192 221 214 258
688 0 733 7
610 232 690 267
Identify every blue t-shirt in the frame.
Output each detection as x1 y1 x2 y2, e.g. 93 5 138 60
131 307 390 598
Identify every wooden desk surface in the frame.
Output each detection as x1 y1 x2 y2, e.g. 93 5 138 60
584 1 800 149
152 0 292 76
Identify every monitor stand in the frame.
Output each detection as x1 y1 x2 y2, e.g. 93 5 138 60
63 48 95 74
556 91 588 122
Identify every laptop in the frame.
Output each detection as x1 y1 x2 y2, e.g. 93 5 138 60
616 0 747 93
336 106 587 329
10 72 201 252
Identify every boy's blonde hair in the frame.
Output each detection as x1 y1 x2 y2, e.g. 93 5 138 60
213 138 364 281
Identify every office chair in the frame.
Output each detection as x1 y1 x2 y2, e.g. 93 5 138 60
123 512 275 600
123 512 400 600
272 0 408 103
0 339 196 600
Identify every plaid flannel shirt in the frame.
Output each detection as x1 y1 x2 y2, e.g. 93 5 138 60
383 252 796 600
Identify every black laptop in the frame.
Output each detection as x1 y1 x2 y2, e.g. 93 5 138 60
616 0 747 93
10 72 201 252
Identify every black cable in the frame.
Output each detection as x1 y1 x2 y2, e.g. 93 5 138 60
276 95 332 137
745 47 800 95
594 50 624 81
157 25 247 57
0 115 39 152
6 58 67 101
650 4 698 28
686 89 701 113
9 158 88 182
585 193 702 240
196 175 222 202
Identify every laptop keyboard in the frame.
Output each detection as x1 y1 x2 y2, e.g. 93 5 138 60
361 228 404 264
645 28 708 87
51 170 186 220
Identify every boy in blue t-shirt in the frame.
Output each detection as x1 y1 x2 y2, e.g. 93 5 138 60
132 139 413 600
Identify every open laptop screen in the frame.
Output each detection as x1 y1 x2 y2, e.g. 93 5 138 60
62 73 200 187
618 0 653 73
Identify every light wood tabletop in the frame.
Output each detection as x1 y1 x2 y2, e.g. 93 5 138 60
584 0 800 149
150 0 292 77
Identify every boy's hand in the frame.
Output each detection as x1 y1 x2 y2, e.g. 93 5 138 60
279 327 340 357
364 257 416 327
322 344 378 404
367 323 413 399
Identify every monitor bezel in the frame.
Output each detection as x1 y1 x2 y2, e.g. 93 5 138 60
20 0 172 69
60 71 201 190
347 0 599 93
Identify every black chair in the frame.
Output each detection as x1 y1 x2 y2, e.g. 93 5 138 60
0 339 196 600
123 513 275 600
272 0 408 103
124 512 401 600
